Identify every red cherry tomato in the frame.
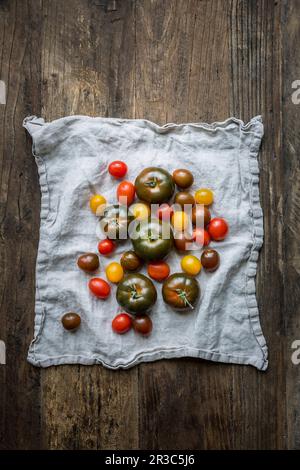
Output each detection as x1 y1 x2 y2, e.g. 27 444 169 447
112 313 132 334
108 160 128 179
89 278 111 299
157 204 174 221
98 239 116 256
147 261 170 282
192 227 211 247
117 181 135 206
207 218 229 241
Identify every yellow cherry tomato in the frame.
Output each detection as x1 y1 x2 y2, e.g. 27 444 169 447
172 211 189 232
194 188 214 206
181 255 202 276
90 194 107 215
130 202 150 220
105 262 124 283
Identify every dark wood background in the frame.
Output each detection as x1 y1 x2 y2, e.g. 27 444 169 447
0 0 299 450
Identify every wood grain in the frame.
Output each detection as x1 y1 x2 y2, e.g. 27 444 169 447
282 0 300 450
0 0 299 450
0 0 43 449
135 0 236 450
40 0 138 450
229 0 286 449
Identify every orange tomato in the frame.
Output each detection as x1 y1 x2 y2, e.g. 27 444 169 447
105 262 124 283
147 261 170 282
181 255 201 276
194 188 214 206
90 194 106 215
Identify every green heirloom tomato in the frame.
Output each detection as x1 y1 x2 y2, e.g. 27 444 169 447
162 273 200 311
116 273 157 314
131 219 174 261
135 167 175 204
100 204 134 240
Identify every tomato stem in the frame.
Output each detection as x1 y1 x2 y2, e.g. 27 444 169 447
145 177 157 188
130 284 142 300
175 289 194 309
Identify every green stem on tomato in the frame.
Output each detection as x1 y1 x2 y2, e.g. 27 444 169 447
175 289 194 309
145 177 157 188
130 284 142 300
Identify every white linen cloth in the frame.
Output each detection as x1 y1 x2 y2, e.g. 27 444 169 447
23 115 267 370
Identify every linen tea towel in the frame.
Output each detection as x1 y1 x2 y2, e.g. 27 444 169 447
23 114 268 370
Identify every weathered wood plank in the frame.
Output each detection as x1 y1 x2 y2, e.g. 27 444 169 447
40 0 139 450
229 0 286 449
136 0 286 450
0 0 43 450
135 0 231 125
1 0 298 450
282 0 300 450
135 0 235 450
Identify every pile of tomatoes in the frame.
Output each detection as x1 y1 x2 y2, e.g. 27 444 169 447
61 161 229 337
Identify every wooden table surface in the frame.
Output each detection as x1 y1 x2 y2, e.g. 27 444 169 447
0 0 299 450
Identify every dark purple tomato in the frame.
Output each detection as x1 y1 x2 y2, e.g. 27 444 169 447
192 205 211 227
132 315 153 335
174 191 195 209
61 312 81 331
77 253 99 273
120 251 143 271
172 169 194 189
200 249 220 272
